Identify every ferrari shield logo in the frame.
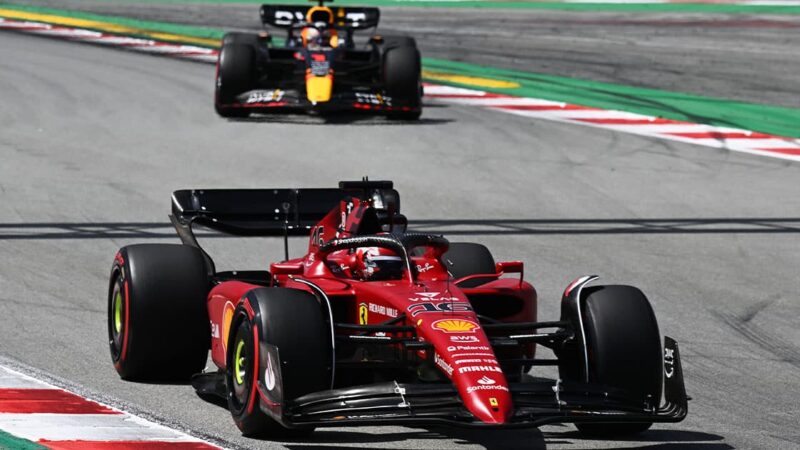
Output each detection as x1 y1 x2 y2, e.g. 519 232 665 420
359 303 368 325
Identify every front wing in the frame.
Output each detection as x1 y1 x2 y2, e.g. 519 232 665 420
220 88 419 115
262 337 687 429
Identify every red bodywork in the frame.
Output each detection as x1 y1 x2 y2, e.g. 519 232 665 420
206 197 537 424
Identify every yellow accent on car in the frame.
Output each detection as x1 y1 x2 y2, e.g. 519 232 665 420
422 70 520 89
234 339 246 385
307 75 333 103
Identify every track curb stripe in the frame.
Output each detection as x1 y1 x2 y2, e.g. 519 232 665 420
0 17 217 63
1 16 798 163
424 84 800 162
0 365 222 449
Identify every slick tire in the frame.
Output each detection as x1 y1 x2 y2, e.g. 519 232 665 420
108 244 210 381
226 287 330 437
442 242 496 288
568 285 662 436
215 37 256 118
383 44 422 120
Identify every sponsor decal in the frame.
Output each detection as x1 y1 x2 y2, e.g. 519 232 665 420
454 358 498 365
305 252 316 267
477 376 495 385
311 227 325 247
310 59 330 76
359 303 368 325
368 303 398 318
467 376 509 394
264 352 276 391
450 335 479 343
458 365 502 374
355 92 392 106
274 10 306 26
454 358 482 365
447 345 491 352
416 262 434 273
409 302 473 317
664 347 675 379
434 353 453 376
246 89 284 104
210 321 220 339
408 292 461 302
433 319 480 333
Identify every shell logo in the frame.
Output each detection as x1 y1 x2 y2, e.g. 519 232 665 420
432 319 479 333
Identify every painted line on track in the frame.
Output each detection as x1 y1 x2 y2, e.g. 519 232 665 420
0 364 223 449
1 16 798 163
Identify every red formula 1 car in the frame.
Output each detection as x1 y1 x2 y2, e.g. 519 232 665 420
106 180 687 436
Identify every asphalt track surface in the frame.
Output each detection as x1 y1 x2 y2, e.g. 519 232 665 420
6 0 800 108
1 26 800 450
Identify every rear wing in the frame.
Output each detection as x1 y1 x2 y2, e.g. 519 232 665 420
169 181 401 272
170 188 348 237
260 4 380 30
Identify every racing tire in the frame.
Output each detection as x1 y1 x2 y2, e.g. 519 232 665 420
215 38 257 118
383 44 422 120
442 242 496 288
226 287 330 437
107 244 210 381
565 285 662 436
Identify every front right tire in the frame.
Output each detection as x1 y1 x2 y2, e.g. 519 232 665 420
560 285 663 436
382 38 422 120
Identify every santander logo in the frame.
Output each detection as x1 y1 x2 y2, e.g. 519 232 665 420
477 376 495 385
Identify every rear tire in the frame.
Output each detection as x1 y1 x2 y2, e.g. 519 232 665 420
442 242 496 288
383 43 421 120
562 285 662 436
108 244 210 381
215 34 257 118
226 287 330 437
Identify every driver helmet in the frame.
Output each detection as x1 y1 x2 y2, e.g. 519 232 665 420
354 247 404 281
301 27 321 47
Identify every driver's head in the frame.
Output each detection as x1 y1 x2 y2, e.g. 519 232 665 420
354 247 404 281
301 27 320 47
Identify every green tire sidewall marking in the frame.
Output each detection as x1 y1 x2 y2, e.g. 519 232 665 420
113 290 123 334
234 338 246 386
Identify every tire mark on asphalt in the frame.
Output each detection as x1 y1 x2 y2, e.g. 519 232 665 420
712 309 800 368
